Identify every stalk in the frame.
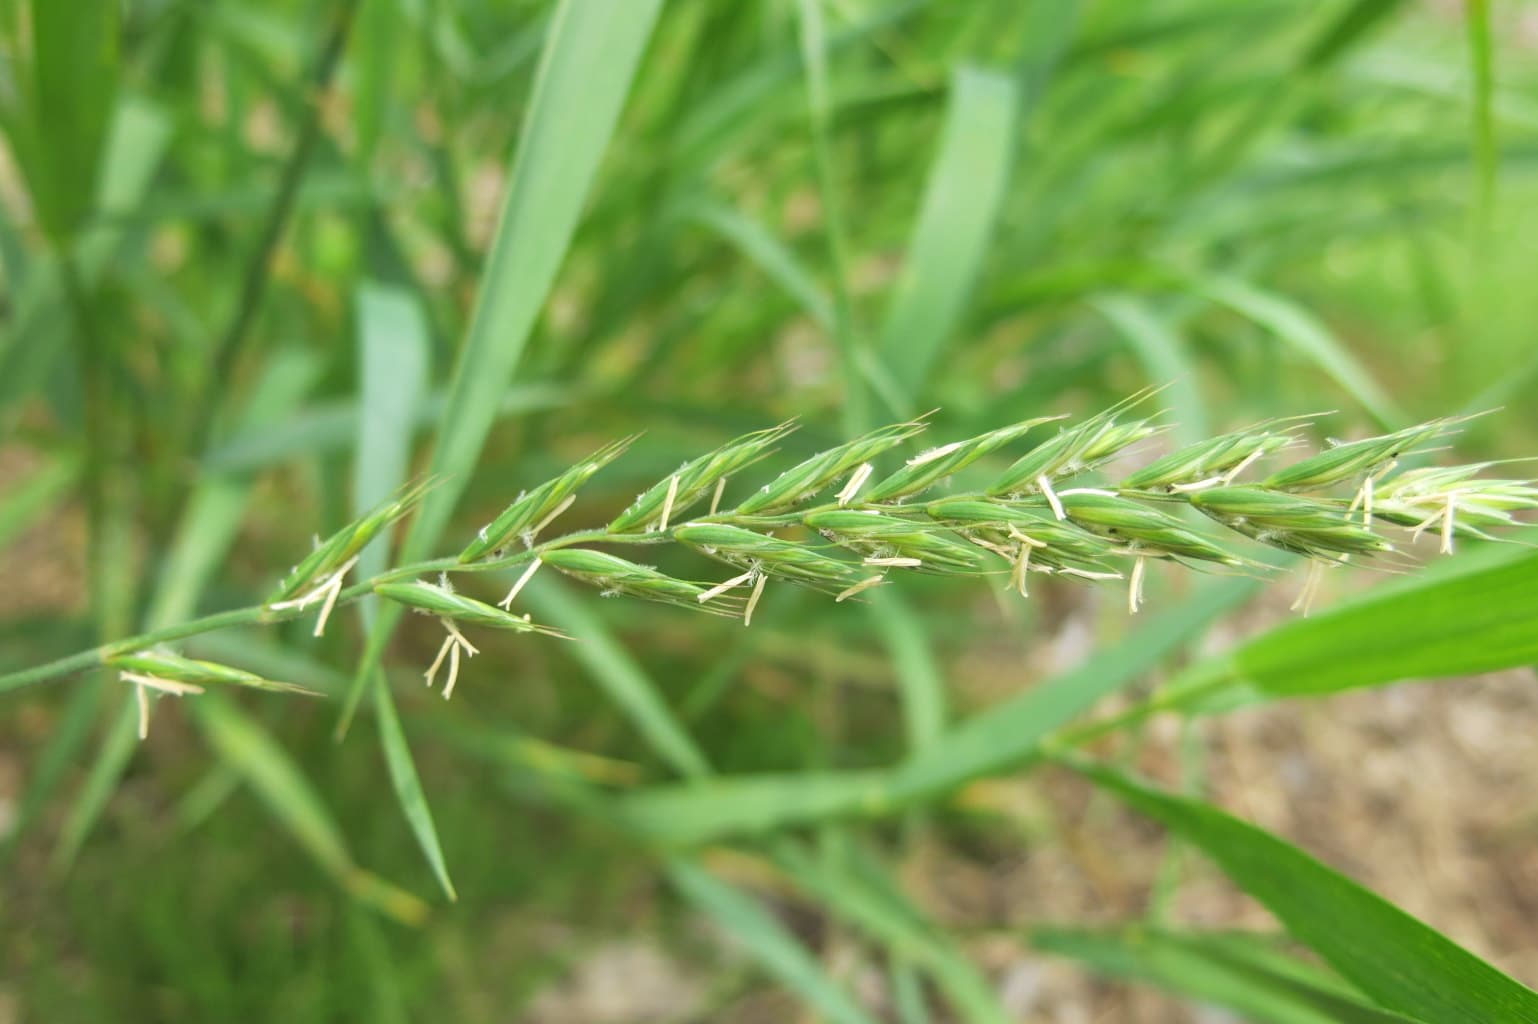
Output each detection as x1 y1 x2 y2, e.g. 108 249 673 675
5 409 1534 707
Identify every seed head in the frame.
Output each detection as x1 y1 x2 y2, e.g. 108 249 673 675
986 395 1163 496
1120 421 1301 491
108 650 320 696
1260 418 1461 492
1189 486 1391 559
608 423 795 533
803 509 989 573
673 522 866 592
863 416 1063 502
1051 492 1239 565
540 548 742 616
460 436 636 562
374 580 568 635
269 480 431 603
735 420 926 513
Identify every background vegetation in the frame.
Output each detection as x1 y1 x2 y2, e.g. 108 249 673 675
3 0 1538 1019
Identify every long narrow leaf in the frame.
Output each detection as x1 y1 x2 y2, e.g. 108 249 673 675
879 66 1018 403
1156 548 1538 715
353 281 456 902
668 860 879 1024
1032 926 1426 1023
341 0 662 733
1069 760 1538 1023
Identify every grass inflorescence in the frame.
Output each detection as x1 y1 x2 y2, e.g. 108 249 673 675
4 401 1535 731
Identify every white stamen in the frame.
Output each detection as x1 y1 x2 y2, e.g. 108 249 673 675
119 672 205 697
710 476 727 515
1056 567 1123 581
1007 526 1047 549
1220 447 1266 484
529 494 576 542
657 475 680 532
697 568 755 603
312 560 354 637
120 671 205 740
443 619 479 657
1409 508 1442 543
1057 487 1118 498
1349 460 1397 518
1441 494 1456 555
1039 475 1065 520
906 441 964 467
444 640 461 699
1170 476 1225 493
1129 555 1146 614
968 536 1014 558
835 462 874 506
835 575 887 602
267 555 360 638
424 634 454 689
1290 560 1323 616
498 558 543 609
863 556 921 567
743 571 767 626
429 620 478 699
1012 542 1032 597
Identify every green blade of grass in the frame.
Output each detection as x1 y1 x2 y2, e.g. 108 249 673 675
0 450 80 552
352 280 456 902
772 841 1009 1024
866 589 945 752
795 0 868 434
1301 0 1409 70
1091 295 1207 445
352 282 428 583
1066 759 1538 1023
339 0 663 735
49 354 320 871
50 700 139 873
887 576 1256 798
204 384 567 475
667 859 879 1024
10 0 119 242
1465 0 1495 236
1148 548 1538 717
1031 926 1427 1024
522 578 710 780
681 199 834 330
1193 275 1405 428
878 66 1018 405
618 577 1255 844
197 693 427 925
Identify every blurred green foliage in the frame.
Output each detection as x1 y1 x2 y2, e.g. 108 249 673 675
3 0 1538 1020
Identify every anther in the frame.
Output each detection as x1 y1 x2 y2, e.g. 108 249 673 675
835 575 887 602
743 571 768 626
697 568 756 603
835 463 874 506
657 475 680 532
907 441 964 467
528 494 576 543
498 558 543 609
1038 474 1065 520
